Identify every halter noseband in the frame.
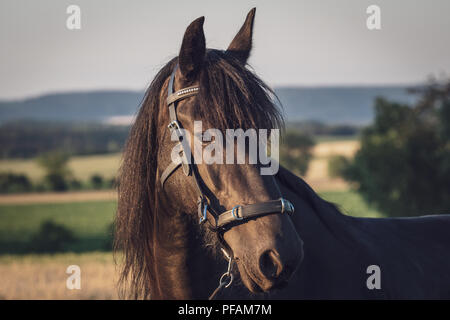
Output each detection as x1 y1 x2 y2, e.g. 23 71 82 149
160 64 294 233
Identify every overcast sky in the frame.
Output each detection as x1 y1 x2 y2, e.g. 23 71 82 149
1 0 449 100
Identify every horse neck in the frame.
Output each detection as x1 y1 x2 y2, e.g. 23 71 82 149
302 192 358 250
276 166 359 251
151 207 222 299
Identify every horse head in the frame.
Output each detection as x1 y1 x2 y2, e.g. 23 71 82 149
116 8 303 298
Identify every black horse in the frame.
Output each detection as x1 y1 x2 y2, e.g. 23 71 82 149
114 8 450 299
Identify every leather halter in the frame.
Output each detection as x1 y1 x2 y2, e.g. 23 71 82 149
160 64 295 241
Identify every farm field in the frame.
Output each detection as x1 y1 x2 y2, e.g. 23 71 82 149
0 200 116 254
0 190 382 300
0 139 359 190
305 140 360 191
0 190 383 254
313 135 359 143
320 191 384 218
0 138 378 299
0 252 118 299
0 190 117 205
0 153 121 183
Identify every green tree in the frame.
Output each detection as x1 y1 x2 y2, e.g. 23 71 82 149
37 151 72 191
280 130 315 176
337 79 450 217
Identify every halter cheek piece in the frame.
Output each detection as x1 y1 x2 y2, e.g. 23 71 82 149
161 64 294 230
160 64 295 298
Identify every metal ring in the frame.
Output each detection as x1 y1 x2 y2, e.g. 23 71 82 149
219 273 234 288
231 205 243 220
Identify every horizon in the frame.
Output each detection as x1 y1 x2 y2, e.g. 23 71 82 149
0 84 419 126
0 82 425 103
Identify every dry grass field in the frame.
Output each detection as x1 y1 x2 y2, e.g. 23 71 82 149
304 140 359 191
0 190 117 205
0 252 118 299
312 140 359 159
0 140 359 193
0 153 121 183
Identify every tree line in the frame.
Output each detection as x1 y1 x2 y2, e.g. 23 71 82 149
0 120 130 158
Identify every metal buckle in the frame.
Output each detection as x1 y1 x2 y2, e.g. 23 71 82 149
280 198 294 214
168 120 184 140
231 205 243 220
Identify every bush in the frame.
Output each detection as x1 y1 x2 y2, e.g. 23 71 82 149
43 173 69 191
280 130 315 176
337 79 450 217
90 174 104 189
29 220 77 253
0 172 32 193
328 155 351 179
37 151 72 191
69 178 83 190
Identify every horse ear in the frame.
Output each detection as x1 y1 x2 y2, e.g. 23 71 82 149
226 8 256 64
179 16 206 81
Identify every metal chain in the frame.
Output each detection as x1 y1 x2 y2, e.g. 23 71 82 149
208 249 234 300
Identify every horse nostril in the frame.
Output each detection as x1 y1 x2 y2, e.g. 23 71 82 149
259 250 283 280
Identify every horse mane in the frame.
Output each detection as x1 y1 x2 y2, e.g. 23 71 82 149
114 57 177 299
115 50 284 299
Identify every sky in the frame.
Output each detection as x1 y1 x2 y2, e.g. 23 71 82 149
1 0 449 100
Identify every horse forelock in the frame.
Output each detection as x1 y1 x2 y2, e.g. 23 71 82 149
197 49 284 132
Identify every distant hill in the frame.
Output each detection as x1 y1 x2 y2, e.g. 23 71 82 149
0 86 419 125
276 86 418 125
0 91 144 124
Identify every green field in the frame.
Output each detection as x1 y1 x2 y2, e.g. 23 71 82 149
320 191 384 218
0 200 116 253
0 191 382 254
0 189 383 299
